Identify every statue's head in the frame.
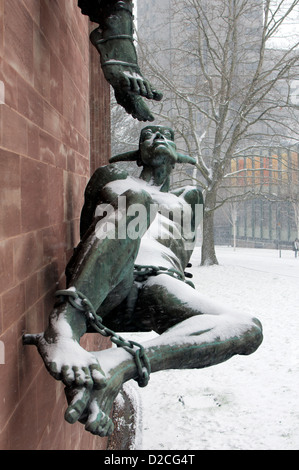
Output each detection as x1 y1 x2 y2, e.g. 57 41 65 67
109 125 196 168
138 126 177 169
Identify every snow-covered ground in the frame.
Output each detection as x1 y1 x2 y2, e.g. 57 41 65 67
126 246 299 450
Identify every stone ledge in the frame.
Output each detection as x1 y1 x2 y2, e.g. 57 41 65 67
108 382 142 450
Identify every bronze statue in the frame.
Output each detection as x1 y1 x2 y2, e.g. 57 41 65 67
79 0 163 121
23 126 263 437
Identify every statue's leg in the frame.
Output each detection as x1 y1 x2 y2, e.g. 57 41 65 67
134 274 263 365
64 274 263 436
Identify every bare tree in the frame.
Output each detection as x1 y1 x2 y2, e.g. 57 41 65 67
136 0 299 264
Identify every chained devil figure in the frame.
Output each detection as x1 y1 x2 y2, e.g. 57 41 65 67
23 126 263 437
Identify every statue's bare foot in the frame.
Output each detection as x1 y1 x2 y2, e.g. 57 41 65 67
23 333 107 390
90 27 163 122
63 345 139 436
64 375 124 436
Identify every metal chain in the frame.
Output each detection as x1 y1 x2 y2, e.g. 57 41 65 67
134 264 195 289
55 288 151 388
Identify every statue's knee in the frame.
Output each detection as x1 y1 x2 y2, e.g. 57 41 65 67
243 317 263 355
253 317 263 345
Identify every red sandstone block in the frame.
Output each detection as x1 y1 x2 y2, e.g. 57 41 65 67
0 238 14 294
2 282 25 332
8 382 39 450
27 122 40 160
79 66 90 108
55 142 68 170
33 24 50 101
69 125 82 153
1 105 28 155
59 117 72 149
43 101 61 140
75 153 90 177
0 61 18 111
66 147 77 173
20 157 49 232
64 220 77 253
62 71 78 128
61 118 88 155
48 165 64 226
17 75 44 128
0 149 21 240
25 272 39 311
77 133 90 159
42 226 58 265
4 0 34 84
36 379 69 449
0 322 20 432
13 231 44 283
22 0 40 26
38 129 56 165
60 33 77 85
37 262 59 300
41 289 59 332
35 368 61 447
64 171 85 222
50 50 63 115
19 308 44 393
0 296 3 334
46 422 67 450
0 0 3 57
23 301 44 343
0 426 10 450
39 0 60 55
41 0 62 28
74 96 89 137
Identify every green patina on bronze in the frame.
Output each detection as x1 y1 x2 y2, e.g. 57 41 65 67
23 126 263 438
79 0 163 122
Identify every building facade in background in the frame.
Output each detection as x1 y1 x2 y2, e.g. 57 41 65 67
136 0 299 249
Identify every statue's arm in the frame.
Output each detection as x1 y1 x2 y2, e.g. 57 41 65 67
80 164 128 239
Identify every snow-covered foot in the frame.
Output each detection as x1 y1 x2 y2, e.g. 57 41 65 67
90 27 162 122
27 333 107 389
64 374 125 436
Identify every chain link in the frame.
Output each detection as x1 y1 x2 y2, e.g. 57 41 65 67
55 288 151 387
134 264 195 288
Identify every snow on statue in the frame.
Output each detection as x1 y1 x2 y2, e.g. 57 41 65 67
23 126 263 437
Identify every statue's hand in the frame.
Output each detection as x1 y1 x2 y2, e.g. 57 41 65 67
23 333 107 390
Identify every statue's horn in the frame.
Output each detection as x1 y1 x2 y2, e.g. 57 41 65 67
109 150 139 163
177 153 197 165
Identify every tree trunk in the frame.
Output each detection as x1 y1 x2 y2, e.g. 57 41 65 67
201 190 218 266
